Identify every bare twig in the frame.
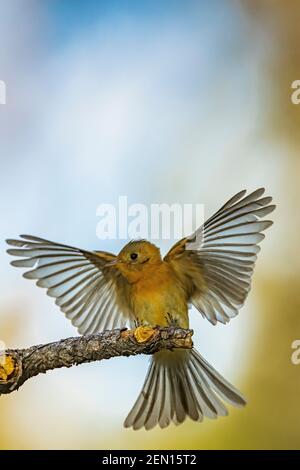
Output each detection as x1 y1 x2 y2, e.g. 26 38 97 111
0 327 193 395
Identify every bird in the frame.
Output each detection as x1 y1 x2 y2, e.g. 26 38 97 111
6 188 275 430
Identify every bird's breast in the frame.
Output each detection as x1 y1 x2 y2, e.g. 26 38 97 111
130 263 188 328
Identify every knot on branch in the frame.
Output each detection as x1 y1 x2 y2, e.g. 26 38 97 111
0 350 22 392
0 327 193 396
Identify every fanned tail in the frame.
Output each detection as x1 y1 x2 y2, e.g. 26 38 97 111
124 349 246 430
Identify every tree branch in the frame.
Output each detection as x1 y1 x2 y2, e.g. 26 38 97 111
0 327 193 395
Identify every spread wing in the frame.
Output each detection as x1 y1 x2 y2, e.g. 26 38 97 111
164 188 275 325
6 235 131 334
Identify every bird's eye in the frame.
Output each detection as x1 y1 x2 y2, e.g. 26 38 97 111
130 253 138 260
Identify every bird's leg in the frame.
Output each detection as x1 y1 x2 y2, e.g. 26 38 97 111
134 317 143 328
165 312 180 327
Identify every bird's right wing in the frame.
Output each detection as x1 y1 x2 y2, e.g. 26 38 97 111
6 235 133 334
164 188 275 325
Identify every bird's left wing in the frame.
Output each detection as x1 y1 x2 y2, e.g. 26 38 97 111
6 235 131 334
164 188 275 325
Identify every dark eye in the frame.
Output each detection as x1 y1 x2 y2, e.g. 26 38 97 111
130 253 138 260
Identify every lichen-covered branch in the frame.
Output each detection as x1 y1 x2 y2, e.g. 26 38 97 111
0 327 193 395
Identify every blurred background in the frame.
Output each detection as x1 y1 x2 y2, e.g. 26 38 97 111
0 0 299 449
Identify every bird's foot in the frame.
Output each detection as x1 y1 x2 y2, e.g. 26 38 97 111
165 312 180 327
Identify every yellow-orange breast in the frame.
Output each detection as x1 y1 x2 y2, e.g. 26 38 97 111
130 262 189 328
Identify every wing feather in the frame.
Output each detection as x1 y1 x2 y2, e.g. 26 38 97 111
6 235 130 333
164 188 275 325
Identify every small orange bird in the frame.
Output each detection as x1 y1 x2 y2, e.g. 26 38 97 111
6 188 275 430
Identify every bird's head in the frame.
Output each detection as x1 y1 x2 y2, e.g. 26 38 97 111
106 240 162 282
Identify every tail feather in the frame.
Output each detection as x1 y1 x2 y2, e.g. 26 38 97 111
191 351 246 407
124 349 246 430
159 367 171 428
127 360 157 430
188 357 227 418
